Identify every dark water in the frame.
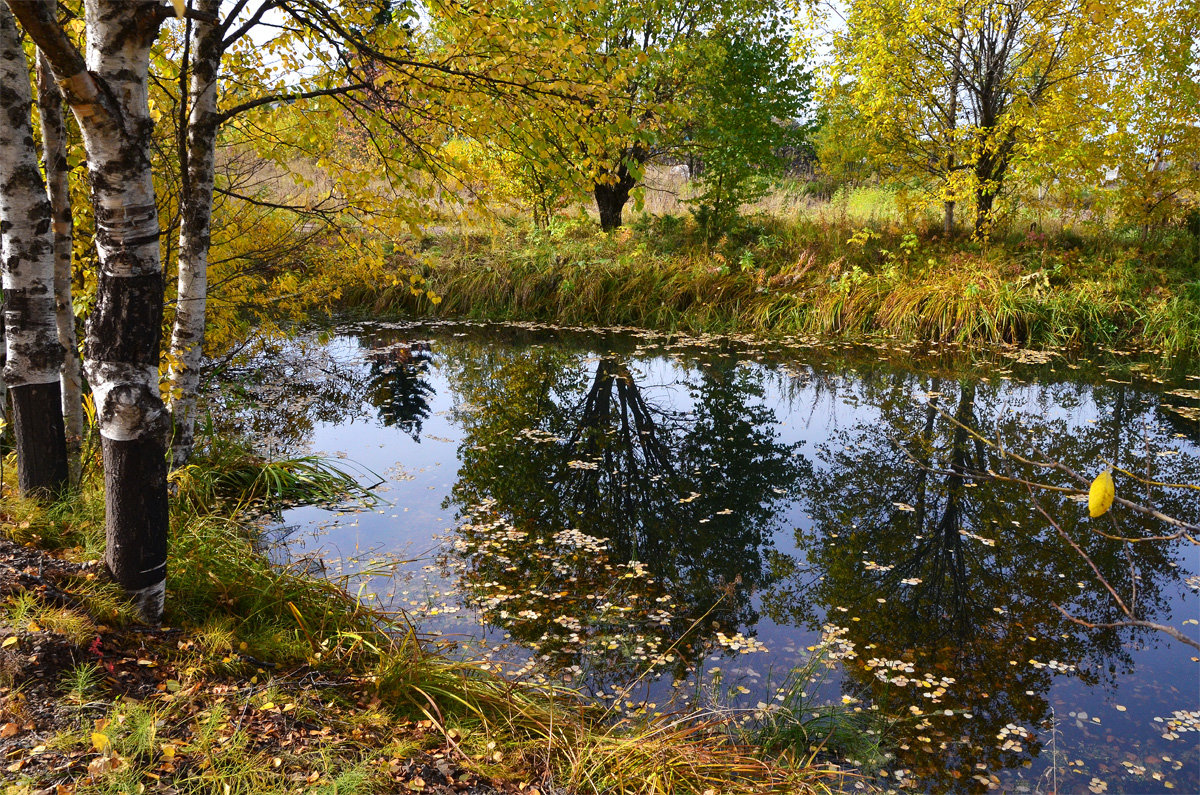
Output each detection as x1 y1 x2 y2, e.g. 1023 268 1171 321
217 321 1200 793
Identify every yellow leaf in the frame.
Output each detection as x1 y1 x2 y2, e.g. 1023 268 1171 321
92 732 111 754
170 0 186 18
2 636 18 648
160 743 176 761
1088 469 1114 518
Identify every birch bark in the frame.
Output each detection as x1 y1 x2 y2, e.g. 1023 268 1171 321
10 0 172 621
0 1 69 498
168 0 220 468
35 52 84 487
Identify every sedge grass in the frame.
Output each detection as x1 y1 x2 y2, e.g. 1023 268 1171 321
331 211 1200 358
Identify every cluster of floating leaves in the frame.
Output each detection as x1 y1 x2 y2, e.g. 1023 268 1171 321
259 320 1200 794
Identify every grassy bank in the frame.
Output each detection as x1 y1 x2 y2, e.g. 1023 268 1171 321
335 210 1200 358
0 440 847 795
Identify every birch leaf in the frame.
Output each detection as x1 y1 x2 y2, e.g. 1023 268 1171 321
170 0 186 18
91 732 111 753
1088 469 1115 517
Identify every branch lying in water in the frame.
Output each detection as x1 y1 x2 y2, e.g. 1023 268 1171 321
894 403 1200 540
1029 491 1200 652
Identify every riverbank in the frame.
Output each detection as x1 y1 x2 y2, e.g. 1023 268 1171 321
0 442 847 794
326 212 1200 359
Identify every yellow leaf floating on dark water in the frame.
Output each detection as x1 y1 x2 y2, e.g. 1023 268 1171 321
1089 469 1115 518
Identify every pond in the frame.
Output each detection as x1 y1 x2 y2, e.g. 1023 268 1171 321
215 321 1200 793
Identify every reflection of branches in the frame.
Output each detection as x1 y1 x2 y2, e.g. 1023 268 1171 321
569 357 676 470
898 402 1200 540
1030 491 1200 651
894 397 1200 651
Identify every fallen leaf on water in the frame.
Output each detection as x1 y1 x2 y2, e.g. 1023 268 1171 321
1089 470 1114 518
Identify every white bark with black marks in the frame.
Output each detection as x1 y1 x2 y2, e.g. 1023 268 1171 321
36 51 84 486
0 1 69 497
11 0 172 621
168 0 220 468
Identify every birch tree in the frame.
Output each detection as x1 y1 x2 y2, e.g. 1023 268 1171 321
0 1 69 498
166 0 219 469
163 0 605 465
36 52 84 486
10 0 182 621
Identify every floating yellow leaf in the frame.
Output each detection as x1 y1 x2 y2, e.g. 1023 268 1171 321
170 0 186 18
1088 469 1115 517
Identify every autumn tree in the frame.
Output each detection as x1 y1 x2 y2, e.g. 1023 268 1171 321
1100 0 1200 231
0 1 69 497
161 0 607 464
472 0 809 231
810 0 1118 234
9 0 190 619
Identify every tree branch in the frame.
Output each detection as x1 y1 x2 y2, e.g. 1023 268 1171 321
214 81 370 124
6 0 115 127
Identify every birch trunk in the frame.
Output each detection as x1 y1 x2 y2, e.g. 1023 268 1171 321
36 52 85 487
168 0 221 468
11 0 171 621
0 2 69 498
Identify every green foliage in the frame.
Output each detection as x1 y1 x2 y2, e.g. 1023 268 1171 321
687 22 813 239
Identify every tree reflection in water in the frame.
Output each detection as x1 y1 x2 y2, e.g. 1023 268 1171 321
218 324 1199 791
769 372 1197 791
365 341 435 440
439 341 808 692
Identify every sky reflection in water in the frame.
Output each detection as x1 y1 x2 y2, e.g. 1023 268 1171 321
218 321 1200 794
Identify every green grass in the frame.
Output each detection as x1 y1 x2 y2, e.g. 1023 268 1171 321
331 206 1200 358
170 436 377 515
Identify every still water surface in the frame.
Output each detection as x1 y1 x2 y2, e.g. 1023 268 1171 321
218 321 1200 793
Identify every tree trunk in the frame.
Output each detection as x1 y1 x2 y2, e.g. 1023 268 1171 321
944 27 961 239
594 163 637 231
168 0 221 469
974 187 996 236
36 52 85 488
12 0 172 621
0 3 69 499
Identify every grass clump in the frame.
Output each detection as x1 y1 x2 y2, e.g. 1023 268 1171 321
170 436 376 515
